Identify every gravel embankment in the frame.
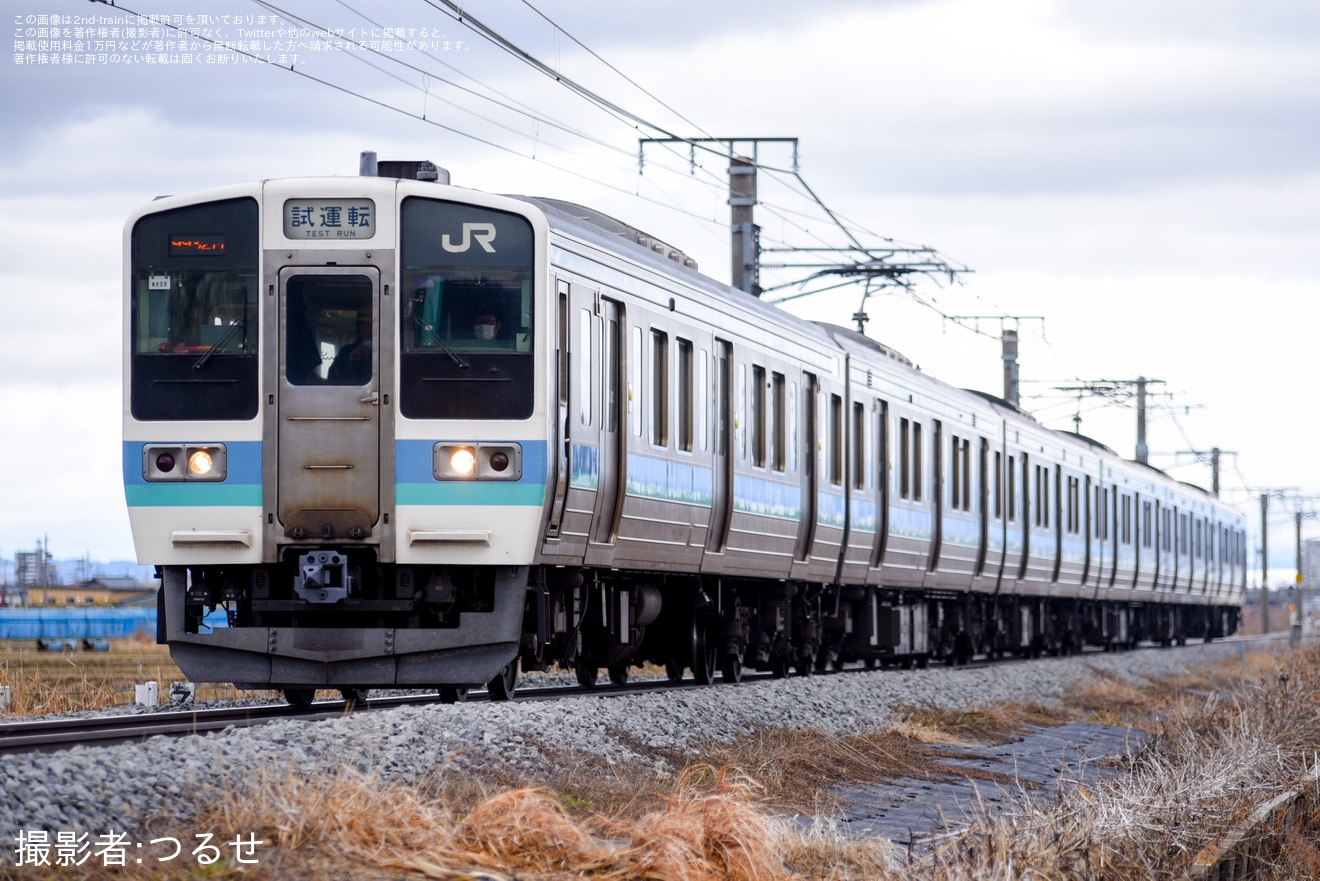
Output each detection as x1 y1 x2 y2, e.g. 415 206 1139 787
0 641 1254 843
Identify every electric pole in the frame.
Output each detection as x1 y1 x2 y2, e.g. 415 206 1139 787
638 137 800 297
1262 494 1269 634
1172 447 1235 497
1051 378 1165 464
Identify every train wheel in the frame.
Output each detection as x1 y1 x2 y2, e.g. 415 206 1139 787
771 656 789 679
438 687 468 704
863 657 878 671
691 619 718 686
664 659 684 682
915 654 929 670
608 664 629 686
284 688 316 709
339 688 369 709
488 662 518 701
795 657 813 677
721 654 743 684
575 657 598 689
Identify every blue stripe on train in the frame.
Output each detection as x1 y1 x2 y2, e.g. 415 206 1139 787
123 441 262 507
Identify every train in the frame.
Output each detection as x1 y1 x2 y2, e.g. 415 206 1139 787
123 158 1245 706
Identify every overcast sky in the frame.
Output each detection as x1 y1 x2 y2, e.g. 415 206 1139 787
2 0 1317 585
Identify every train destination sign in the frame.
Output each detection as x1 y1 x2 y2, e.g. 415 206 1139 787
283 198 376 240
168 234 226 256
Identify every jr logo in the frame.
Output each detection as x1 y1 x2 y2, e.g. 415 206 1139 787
441 222 497 253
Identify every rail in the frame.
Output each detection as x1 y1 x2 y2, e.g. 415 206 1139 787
1188 762 1320 880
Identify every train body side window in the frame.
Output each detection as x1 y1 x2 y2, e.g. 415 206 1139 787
900 418 911 499
773 372 787 472
1007 455 1016 521
788 381 798 472
912 421 923 501
677 338 693 452
630 326 643 437
876 400 888 493
651 330 668 447
1067 476 1080 534
955 433 966 509
579 309 592 426
738 363 747 461
829 394 843 486
697 348 709 451
995 451 1003 519
751 365 766 468
949 434 972 511
852 401 865 490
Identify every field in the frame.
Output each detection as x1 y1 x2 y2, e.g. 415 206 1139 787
0 636 258 715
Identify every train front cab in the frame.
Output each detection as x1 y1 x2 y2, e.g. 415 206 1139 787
126 177 551 696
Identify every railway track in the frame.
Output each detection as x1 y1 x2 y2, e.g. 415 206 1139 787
0 634 1278 757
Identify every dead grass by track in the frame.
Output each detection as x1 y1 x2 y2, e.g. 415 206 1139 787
18 642 1320 880
0 635 263 715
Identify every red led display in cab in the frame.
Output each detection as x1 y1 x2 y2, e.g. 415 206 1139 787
168 234 226 255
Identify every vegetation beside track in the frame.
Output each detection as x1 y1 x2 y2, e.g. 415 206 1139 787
8 641 1320 879
0 636 256 714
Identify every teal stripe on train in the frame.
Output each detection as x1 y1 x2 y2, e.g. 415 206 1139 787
124 483 263 507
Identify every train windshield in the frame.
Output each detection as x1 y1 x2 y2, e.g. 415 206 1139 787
129 198 259 421
400 197 535 420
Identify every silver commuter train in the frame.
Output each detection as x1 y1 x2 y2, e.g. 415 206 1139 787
123 160 1245 704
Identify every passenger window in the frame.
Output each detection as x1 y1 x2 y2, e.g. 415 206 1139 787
829 394 843 486
677 338 693 452
773 373 787 472
751 365 766 468
579 310 592 426
697 349 709 451
853 402 865 490
629 325 642 437
651 330 668 447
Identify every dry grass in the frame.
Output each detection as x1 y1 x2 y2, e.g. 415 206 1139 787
16 641 1320 879
183 763 798 881
0 635 262 714
909 643 1320 880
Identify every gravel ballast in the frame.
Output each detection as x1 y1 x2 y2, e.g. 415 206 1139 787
0 641 1255 847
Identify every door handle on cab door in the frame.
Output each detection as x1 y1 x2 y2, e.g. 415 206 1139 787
360 391 379 405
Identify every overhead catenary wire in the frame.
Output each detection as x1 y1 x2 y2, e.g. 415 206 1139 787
98 0 734 236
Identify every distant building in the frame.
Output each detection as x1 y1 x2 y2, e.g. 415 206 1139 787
28 577 157 607
14 549 58 589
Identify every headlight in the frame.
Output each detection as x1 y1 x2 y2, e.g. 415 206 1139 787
143 444 227 481
450 448 477 476
433 443 523 480
188 449 213 476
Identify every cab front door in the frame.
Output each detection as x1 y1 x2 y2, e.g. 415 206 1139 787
277 267 381 541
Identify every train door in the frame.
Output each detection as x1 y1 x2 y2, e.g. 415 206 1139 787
548 288 601 560
927 420 943 572
975 438 990 575
869 399 890 570
794 372 819 561
544 281 571 540
276 267 381 540
586 298 626 562
705 338 733 555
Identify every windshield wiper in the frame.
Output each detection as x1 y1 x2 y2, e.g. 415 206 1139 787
193 318 245 370
412 316 468 369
